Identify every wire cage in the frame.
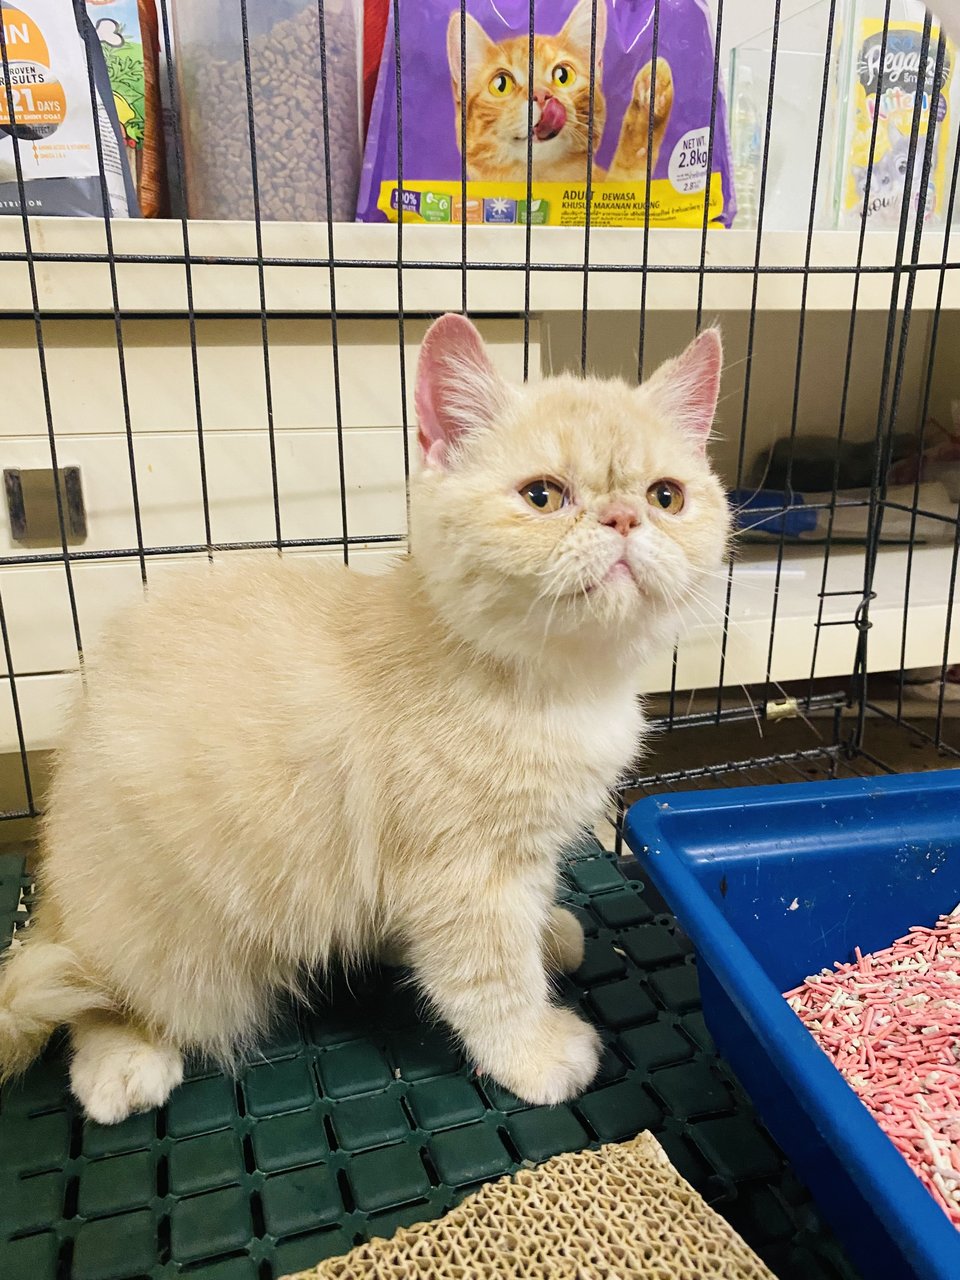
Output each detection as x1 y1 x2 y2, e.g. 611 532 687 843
0 2 958 1277
0 0 956 845
0 0 957 834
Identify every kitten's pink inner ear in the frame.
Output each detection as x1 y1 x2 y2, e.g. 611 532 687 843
415 313 498 469
650 328 722 455
687 330 722 450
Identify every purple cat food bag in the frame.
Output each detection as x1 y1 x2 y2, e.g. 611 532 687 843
357 0 735 227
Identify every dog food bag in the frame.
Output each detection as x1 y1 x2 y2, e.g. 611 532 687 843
0 0 138 216
86 0 167 216
357 0 735 227
833 0 959 229
171 0 363 222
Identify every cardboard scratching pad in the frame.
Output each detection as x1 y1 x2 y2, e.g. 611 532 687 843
284 1132 776 1280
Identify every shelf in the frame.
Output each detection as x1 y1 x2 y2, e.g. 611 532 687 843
633 542 960 695
3 541 957 758
0 216 956 769
0 219 958 315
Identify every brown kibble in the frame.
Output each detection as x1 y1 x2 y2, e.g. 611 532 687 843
179 0 361 221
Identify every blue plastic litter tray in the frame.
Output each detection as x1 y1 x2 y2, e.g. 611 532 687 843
624 769 960 1280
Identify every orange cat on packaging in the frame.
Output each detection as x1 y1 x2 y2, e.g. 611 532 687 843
357 0 735 227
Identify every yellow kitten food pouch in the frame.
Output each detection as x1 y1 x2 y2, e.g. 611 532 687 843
357 0 735 227
837 15 957 229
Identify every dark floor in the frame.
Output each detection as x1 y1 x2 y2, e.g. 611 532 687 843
0 841 860 1280
633 713 957 789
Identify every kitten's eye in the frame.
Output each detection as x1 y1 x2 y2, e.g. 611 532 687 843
646 480 685 514
520 479 569 513
552 63 575 86
489 71 515 97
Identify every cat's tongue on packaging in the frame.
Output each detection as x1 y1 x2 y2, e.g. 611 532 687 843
534 96 566 141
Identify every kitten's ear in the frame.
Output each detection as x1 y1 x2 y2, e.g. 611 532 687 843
559 0 606 64
642 328 722 454
416 314 508 469
447 12 496 101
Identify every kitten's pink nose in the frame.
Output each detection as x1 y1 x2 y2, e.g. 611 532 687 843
600 503 640 537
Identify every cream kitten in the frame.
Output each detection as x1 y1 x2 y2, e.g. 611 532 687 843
0 316 729 1124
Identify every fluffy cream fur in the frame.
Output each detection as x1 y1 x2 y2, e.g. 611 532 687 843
0 316 729 1124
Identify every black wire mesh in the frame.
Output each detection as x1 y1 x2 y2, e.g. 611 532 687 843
0 0 957 828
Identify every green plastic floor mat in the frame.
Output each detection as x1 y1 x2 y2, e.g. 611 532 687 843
0 840 859 1280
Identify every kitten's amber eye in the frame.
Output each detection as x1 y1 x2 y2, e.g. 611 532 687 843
520 479 569 513
646 480 684 514
489 71 515 97
552 63 575 86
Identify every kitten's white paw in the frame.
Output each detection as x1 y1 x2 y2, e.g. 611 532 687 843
71 1038 183 1126
545 906 585 973
485 1007 601 1106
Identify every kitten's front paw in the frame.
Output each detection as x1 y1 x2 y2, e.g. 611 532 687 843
545 906 585 973
485 1007 601 1106
71 1039 183 1126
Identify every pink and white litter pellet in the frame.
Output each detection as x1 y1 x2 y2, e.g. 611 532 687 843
784 905 960 1228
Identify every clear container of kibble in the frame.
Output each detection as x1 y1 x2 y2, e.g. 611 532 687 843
171 0 363 221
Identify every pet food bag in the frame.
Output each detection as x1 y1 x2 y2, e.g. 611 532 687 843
86 0 167 216
0 0 138 215
834 1 958 229
357 0 735 227
363 0 389 137
171 0 363 222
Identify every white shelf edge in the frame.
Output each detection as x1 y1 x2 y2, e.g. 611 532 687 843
0 219 958 315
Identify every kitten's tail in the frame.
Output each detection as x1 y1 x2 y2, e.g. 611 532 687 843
0 929 109 1080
